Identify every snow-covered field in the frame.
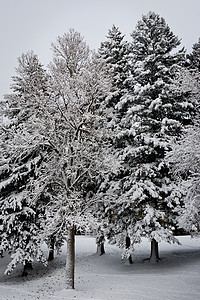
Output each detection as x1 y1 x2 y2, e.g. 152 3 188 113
0 235 200 300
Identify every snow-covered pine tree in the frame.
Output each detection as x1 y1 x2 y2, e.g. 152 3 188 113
187 38 200 71
125 11 197 261
97 25 134 260
0 51 50 275
98 25 130 108
102 11 196 262
185 38 200 110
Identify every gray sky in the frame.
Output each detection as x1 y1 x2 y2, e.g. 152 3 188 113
1 0 200 99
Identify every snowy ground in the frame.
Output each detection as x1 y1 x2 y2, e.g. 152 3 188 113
0 236 200 300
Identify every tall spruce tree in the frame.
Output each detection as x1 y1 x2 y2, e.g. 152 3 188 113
99 25 130 107
123 11 196 260
101 12 196 262
0 51 50 275
98 26 135 262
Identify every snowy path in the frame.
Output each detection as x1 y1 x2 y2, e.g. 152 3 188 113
0 236 200 299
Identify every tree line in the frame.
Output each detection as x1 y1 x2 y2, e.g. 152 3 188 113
0 11 199 289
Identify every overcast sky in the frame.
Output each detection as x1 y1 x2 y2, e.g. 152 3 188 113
1 0 200 99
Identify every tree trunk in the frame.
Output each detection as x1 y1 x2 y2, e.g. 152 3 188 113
96 235 105 256
149 239 160 263
22 261 33 276
66 226 75 289
126 236 133 264
48 236 55 261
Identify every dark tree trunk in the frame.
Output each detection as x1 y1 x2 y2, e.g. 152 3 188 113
126 236 133 264
150 239 160 263
96 235 105 256
66 226 75 289
22 261 33 276
100 242 105 255
48 236 55 261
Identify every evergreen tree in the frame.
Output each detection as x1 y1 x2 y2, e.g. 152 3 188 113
98 26 135 262
0 51 50 275
99 25 130 107
187 38 200 71
101 12 196 262
125 11 197 259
